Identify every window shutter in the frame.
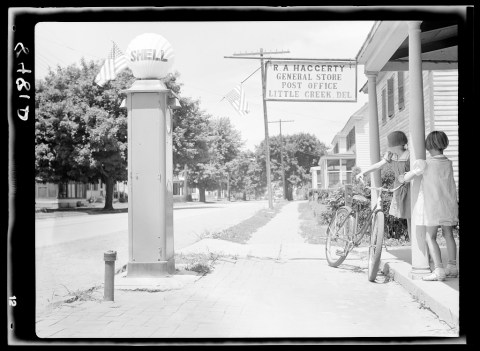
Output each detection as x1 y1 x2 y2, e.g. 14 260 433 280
398 71 405 110
381 89 387 124
387 77 394 118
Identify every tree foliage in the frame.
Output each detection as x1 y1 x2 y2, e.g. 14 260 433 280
227 150 263 200
255 132 327 200
35 59 135 209
172 96 210 173
187 116 243 201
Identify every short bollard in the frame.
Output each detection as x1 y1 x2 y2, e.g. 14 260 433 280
104 250 117 301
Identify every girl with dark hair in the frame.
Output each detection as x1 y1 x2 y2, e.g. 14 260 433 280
400 131 459 281
356 130 411 222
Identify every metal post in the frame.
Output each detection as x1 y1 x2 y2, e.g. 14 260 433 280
260 49 274 209
279 121 286 199
104 250 117 301
269 119 294 200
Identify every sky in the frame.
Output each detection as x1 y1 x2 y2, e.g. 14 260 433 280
35 15 375 152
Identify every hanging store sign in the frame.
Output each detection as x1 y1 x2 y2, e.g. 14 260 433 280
265 59 357 102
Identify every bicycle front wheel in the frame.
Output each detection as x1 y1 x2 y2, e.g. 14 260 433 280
367 211 384 282
325 207 356 267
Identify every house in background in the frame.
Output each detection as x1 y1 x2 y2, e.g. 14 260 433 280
35 180 127 209
35 181 89 209
311 103 369 190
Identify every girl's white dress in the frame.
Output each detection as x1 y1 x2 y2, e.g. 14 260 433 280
411 155 458 226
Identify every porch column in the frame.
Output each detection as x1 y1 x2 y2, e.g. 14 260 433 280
311 169 317 189
366 72 381 209
408 21 430 278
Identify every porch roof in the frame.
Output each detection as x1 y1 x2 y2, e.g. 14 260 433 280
356 19 460 73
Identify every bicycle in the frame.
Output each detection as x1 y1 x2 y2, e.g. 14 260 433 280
325 179 404 282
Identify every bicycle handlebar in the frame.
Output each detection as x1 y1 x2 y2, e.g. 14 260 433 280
365 183 404 193
356 175 405 193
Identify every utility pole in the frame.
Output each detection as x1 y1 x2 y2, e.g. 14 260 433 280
225 48 290 209
268 119 294 200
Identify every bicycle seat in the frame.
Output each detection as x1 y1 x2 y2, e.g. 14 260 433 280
352 194 369 203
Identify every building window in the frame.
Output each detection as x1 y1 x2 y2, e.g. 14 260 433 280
37 184 48 198
327 159 340 171
341 159 355 184
58 183 67 198
381 88 387 124
346 127 356 150
68 183 75 198
327 159 340 187
398 71 405 111
328 172 340 187
387 77 395 118
326 158 355 188
333 143 339 154
48 183 57 198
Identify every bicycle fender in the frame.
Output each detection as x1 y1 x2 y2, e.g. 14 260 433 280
338 206 354 215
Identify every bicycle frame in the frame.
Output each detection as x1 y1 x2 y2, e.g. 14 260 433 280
345 181 404 250
325 180 405 269
343 200 380 252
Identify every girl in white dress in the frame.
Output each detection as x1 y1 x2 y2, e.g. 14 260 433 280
400 131 459 281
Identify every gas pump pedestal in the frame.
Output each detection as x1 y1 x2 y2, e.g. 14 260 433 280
125 79 178 277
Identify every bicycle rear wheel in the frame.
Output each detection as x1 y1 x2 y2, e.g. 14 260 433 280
325 207 356 267
367 211 384 282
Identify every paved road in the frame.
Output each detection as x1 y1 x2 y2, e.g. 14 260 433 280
36 201 268 249
35 201 268 314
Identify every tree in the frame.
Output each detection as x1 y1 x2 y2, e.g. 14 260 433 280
228 151 263 200
171 95 210 200
255 133 327 200
35 59 135 210
187 117 243 202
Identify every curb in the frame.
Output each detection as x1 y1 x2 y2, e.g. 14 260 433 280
379 251 459 328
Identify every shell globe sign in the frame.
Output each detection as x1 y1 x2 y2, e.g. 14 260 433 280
126 33 174 79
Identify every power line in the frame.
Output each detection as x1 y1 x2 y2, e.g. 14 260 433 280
37 33 104 60
241 66 261 84
225 48 290 209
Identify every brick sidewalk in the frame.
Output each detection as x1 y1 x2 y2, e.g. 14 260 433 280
35 201 460 340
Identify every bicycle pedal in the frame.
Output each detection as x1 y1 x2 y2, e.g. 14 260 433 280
335 250 347 257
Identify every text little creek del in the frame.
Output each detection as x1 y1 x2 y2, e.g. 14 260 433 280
268 63 354 100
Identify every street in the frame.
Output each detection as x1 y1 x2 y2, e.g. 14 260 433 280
35 200 268 249
35 200 268 313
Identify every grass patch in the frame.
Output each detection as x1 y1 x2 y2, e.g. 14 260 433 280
60 284 102 303
46 284 103 311
298 201 327 245
208 200 289 244
174 252 222 275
